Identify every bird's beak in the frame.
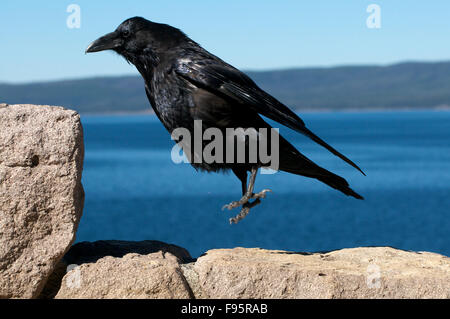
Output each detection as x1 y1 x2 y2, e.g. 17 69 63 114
85 31 123 53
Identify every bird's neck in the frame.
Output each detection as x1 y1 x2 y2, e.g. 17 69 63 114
126 48 160 82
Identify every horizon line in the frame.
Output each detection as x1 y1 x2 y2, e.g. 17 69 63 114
2 59 449 86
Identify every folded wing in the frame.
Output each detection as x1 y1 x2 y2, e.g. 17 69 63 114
175 55 365 175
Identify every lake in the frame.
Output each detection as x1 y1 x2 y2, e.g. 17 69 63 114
76 111 450 258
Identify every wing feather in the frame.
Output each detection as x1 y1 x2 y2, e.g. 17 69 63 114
175 57 365 175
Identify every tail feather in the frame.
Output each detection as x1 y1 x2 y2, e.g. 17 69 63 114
315 172 364 200
300 126 366 176
257 116 364 199
282 164 364 200
279 143 364 200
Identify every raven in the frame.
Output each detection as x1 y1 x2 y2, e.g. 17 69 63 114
86 17 364 223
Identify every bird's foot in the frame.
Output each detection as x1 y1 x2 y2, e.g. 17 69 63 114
222 189 272 224
229 199 262 224
222 189 272 211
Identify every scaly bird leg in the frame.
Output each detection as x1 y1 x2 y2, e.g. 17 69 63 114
222 167 272 224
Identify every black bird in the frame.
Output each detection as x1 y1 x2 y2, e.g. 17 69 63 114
86 17 365 223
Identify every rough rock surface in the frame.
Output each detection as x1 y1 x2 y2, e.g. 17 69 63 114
0 104 84 299
55 251 193 299
41 240 193 298
53 243 450 299
191 247 450 299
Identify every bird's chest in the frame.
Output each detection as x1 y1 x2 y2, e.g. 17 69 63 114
150 72 196 130
150 72 234 133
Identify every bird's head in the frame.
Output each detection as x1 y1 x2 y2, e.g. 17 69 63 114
86 17 187 65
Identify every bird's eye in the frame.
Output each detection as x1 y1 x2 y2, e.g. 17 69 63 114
122 30 130 38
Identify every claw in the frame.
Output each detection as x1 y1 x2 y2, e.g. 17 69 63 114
222 196 250 211
222 202 240 211
229 206 250 224
229 198 263 224
251 189 272 199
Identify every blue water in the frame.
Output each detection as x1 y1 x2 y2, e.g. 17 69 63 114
76 111 450 258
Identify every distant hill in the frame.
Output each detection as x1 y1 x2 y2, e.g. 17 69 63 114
2 61 450 114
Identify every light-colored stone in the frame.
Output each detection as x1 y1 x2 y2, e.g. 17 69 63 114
49 244 450 299
40 240 193 298
0 104 84 299
191 247 450 299
55 251 193 299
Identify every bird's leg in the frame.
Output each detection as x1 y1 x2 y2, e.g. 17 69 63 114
222 167 272 223
222 167 256 210
223 167 272 210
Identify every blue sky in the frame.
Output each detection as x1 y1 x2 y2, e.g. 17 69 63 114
1 0 449 83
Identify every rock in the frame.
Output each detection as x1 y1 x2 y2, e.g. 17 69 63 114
41 240 193 298
55 251 193 299
51 244 450 299
191 247 450 299
39 259 69 299
0 104 84 299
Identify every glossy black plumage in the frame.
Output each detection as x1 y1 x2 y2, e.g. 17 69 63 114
86 17 364 209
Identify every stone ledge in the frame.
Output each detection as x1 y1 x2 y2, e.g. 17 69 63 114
53 242 450 299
